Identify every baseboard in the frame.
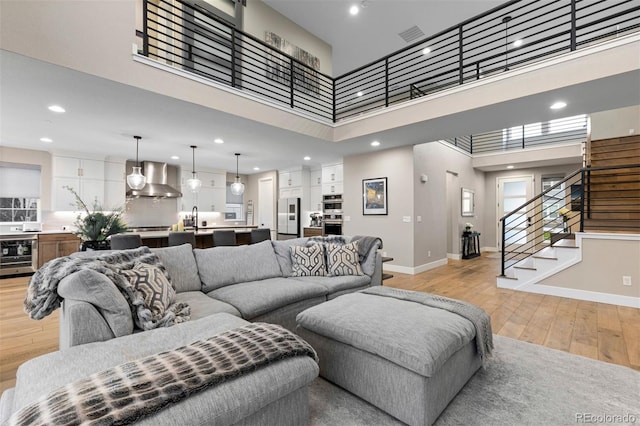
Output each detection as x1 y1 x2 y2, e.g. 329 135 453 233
482 246 498 252
383 258 448 275
448 253 461 260
515 283 640 308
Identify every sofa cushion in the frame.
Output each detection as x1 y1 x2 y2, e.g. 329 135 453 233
9 314 319 426
289 274 371 295
174 291 241 320
122 263 177 322
208 278 327 319
271 237 309 277
57 269 134 338
195 241 283 293
326 241 364 276
151 245 201 292
290 244 327 277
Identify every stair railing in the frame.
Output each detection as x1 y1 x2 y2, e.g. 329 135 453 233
499 164 640 277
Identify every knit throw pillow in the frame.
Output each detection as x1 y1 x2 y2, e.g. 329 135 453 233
326 241 364 276
122 263 176 321
290 244 327 277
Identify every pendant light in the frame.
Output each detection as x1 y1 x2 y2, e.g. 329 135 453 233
126 135 146 190
230 153 245 195
186 145 202 193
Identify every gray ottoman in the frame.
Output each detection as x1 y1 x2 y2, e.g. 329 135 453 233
296 287 488 426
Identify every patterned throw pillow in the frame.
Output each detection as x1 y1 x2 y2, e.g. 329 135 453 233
290 244 327 277
121 263 176 320
326 241 364 276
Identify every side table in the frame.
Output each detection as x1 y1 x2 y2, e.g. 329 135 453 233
461 232 481 259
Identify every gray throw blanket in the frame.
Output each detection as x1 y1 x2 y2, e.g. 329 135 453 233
24 247 190 330
361 287 493 360
351 235 383 262
8 323 319 426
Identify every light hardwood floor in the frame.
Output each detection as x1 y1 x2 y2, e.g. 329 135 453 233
0 255 638 394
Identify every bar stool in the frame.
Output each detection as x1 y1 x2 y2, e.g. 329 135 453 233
168 231 196 248
250 228 271 244
110 234 143 250
213 230 237 247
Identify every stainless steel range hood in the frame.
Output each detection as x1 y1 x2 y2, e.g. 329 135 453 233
126 161 182 198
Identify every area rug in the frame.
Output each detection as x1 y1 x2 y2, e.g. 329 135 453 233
310 335 640 425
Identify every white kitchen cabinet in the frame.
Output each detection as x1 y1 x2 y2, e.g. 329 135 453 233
180 170 226 212
310 168 322 187
322 182 343 195
321 163 343 184
104 160 126 209
52 155 105 211
279 170 303 188
309 185 323 212
321 163 343 195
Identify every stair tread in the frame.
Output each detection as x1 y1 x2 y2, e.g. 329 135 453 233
514 266 537 270
532 255 558 260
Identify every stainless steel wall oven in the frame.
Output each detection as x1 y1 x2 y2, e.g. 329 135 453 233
0 235 38 276
322 194 343 235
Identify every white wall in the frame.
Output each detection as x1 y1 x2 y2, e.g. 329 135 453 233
590 105 640 140
539 235 640 298
343 146 415 269
413 141 484 264
244 1 332 76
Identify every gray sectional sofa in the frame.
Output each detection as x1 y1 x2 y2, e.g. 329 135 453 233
58 236 382 348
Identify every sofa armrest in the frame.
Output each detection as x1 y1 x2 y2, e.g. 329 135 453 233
370 252 383 286
59 299 116 349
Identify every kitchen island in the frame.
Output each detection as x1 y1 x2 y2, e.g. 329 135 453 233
132 226 260 248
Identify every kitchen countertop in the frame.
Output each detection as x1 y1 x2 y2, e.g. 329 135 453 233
0 230 76 237
135 228 257 239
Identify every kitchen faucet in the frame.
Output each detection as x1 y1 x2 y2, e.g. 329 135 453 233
191 205 198 232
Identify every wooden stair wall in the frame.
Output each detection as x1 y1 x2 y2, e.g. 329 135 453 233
585 135 640 233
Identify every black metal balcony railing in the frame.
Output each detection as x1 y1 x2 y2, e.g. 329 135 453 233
142 0 640 125
499 164 640 276
444 114 588 154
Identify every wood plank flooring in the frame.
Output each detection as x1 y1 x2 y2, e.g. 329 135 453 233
0 254 638 395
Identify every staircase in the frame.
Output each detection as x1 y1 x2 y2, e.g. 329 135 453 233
584 135 640 233
498 134 639 292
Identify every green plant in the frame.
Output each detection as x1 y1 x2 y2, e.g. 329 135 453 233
65 186 128 241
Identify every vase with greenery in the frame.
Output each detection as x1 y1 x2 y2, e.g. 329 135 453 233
64 186 128 250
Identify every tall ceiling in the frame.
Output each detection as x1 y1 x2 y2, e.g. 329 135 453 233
263 0 504 76
0 1 637 176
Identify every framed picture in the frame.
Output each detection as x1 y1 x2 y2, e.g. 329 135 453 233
363 177 388 215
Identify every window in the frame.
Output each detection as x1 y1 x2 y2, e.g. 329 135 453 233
0 164 41 223
503 122 542 141
541 176 565 239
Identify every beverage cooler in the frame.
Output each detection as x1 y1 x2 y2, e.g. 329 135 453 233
0 235 38 276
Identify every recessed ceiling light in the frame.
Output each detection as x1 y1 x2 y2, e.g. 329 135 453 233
303 156 311 161
253 167 260 171
349 5 359 15
550 101 567 110
513 39 524 47
371 141 380 147
507 165 515 169
356 91 363 97
171 155 179 160
48 105 65 113
214 138 224 144
422 47 431 55
40 137 53 143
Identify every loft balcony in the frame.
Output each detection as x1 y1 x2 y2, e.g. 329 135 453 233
137 0 640 134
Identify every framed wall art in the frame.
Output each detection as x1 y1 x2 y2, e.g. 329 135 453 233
363 177 388 215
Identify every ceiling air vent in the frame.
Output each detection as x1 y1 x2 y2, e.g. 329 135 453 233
398 25 425 43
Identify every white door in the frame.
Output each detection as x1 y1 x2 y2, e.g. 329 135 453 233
497 175 534 250
258 177 274 233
